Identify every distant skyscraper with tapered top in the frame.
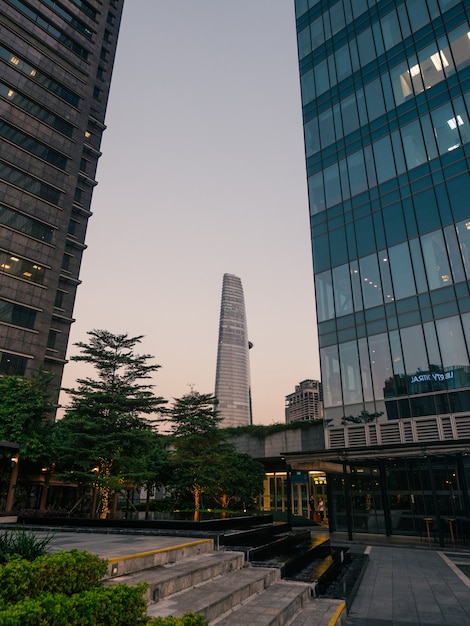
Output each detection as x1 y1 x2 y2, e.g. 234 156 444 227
215 273 253 427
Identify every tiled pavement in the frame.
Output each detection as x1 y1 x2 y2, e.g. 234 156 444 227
345 546 470 626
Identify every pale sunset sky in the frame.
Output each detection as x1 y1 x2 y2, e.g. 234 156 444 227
60 1 320 424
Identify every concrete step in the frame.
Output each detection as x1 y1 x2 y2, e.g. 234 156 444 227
104 537 214 578
146 565 280 622
211 580 310 626
287 598 347 626
107 550 245 602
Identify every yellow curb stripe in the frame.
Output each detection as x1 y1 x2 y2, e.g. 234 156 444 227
328 601 346 626
107 539 213 564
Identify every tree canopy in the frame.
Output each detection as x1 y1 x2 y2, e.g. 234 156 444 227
0 371 55 462
54 330 167 518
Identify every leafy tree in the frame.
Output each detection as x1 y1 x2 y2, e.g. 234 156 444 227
165 391 265 512
54 330 166 518
165 391 223 512
211 450 265 510
0 371 55 462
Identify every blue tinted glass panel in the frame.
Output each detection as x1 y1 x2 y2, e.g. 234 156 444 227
301 70 315 105
461 313 470 358
436 316 469 370
339 340 363 404
333 264 353 317
421 230 453 289
406 0 429 31
449 23 470 73
401 119 427 169
329 226 348 266
455 220 470 279
336 44 352 82
388 242 416 299
365 78 385 121
373 135 396 184
401 325 428 376
347 150 367 197
315 59 329 96
308 173 325 215
391 61 413 106
379 252 394 304
444 225 466 283
358 337 373 401
320 345 342 407
339 159 350 202
409 238 428 292
368 333 393 401
324 163 342 208
341 93 359 135
431 102 462 154
319 108 335 149
453 96 470 145
305 117 320 156
311 15 324 48
313 232 330 272
357 28 375 66
350 261 363 311
381 9 401 51
298 27 311 59
446 174 470 221
360 254 383 308
316 270 334 322
423 321 442 367
355 215 376 257
413 188 441 234
390 130 406 175
382 203 406 246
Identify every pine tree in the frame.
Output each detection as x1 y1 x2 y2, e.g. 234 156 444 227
54 330 166 518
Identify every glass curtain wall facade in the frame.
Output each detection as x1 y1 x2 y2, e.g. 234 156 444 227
215 273 253 427
0 1 124 397
295 0 470 430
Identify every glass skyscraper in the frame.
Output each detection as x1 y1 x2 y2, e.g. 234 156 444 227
291 0 470 540
215 273 253 427
0 0 124 398
295 0 470 444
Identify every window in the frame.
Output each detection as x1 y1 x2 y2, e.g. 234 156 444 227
0 252 45 284
455 219 470 279
0 300 36 329
0 161 61 204
421 231 453 290
0 81 74 137
389 243 416 300
0 352 27 375
0 121 67 169
0 205 53 242
0 46 80 106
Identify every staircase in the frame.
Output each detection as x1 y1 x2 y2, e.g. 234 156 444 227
105 538 347 625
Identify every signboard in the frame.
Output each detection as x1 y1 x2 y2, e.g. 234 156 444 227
291 470 308 484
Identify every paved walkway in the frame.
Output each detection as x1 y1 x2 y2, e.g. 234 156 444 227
45 530 200 561
345 545 470 626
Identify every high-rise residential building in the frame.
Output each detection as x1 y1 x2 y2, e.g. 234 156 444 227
292 0 470 538
285 379 323 424
215 273 253 427
0 0 124 396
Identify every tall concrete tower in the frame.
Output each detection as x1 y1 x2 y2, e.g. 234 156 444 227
215 274 253 427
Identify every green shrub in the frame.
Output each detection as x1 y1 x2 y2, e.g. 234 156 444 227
0 529 54 564
0 584 149 626
0 550 107 603
147 614 208 626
